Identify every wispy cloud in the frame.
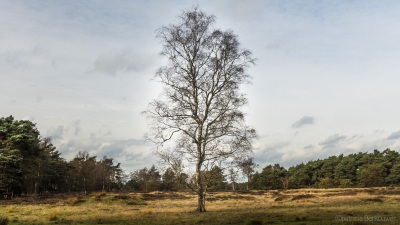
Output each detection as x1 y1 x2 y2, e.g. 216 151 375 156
93 46 155 76
292 116 314 128
47 126 64 140
319 134 346 148
387 131 400 140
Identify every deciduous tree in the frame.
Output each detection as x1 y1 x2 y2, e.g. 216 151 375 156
238 157 257 190
144 8 256 212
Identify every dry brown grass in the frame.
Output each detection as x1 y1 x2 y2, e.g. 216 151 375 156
0 188 399 224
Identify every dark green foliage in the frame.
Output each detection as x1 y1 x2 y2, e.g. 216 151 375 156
70 152 123 194
359 163 387 187
288 163 312 188
387 159 400 185
0 116 123 195
0 116 68 194
335 157 357 183
256 149 400 189
126 165 161 191
289 149 400 188
250 164 287 190
161 168 175 190
67 152 123 193
203 166 227 191
160 167 187 191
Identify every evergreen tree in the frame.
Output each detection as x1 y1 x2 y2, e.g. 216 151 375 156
359 163 387 187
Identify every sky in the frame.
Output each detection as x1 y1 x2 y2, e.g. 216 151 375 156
1 0 400 174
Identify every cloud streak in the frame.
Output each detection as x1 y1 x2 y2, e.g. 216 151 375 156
292 116 314 128
93 46 155 76
319 134 346 148
387 131 400 140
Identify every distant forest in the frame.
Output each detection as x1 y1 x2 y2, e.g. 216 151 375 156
1 116 400 195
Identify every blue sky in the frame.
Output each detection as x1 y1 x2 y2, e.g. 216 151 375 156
1 0 400 173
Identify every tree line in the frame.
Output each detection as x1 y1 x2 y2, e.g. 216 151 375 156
250 149 400 189
3 116 400 195
0 116 253 195
126 148 400 192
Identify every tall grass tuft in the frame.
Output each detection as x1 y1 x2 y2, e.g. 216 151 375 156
48 208 59 221
0 216 8 225
5 205 15 213
246 218 263 225
95 191 107 201
67 197 85 206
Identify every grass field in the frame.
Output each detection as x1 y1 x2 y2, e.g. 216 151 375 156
0 188 399 225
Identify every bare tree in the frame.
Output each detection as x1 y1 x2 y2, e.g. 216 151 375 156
238 157 258 190
228 168 238 190
144 7 256 212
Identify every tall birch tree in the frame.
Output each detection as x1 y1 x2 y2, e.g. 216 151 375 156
144 8 256 212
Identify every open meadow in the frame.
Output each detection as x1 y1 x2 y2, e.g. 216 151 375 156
0 188 399 225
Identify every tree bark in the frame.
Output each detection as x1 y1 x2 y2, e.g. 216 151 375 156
196 160 206 212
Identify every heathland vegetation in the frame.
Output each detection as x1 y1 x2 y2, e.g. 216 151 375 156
1 188 400 224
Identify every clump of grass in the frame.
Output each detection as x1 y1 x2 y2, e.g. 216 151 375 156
126 196 147 206
362 196 384 203
295 216 307 222
0 216 8 225
126 199 147 205
48 215 58 222
67 197 85 206
6 205 15 213
95 192 107 201
274 197 284 201
48 208 59 221
95 217 119 224
246 218 263 225
113 194 130 200
291 194 316 201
